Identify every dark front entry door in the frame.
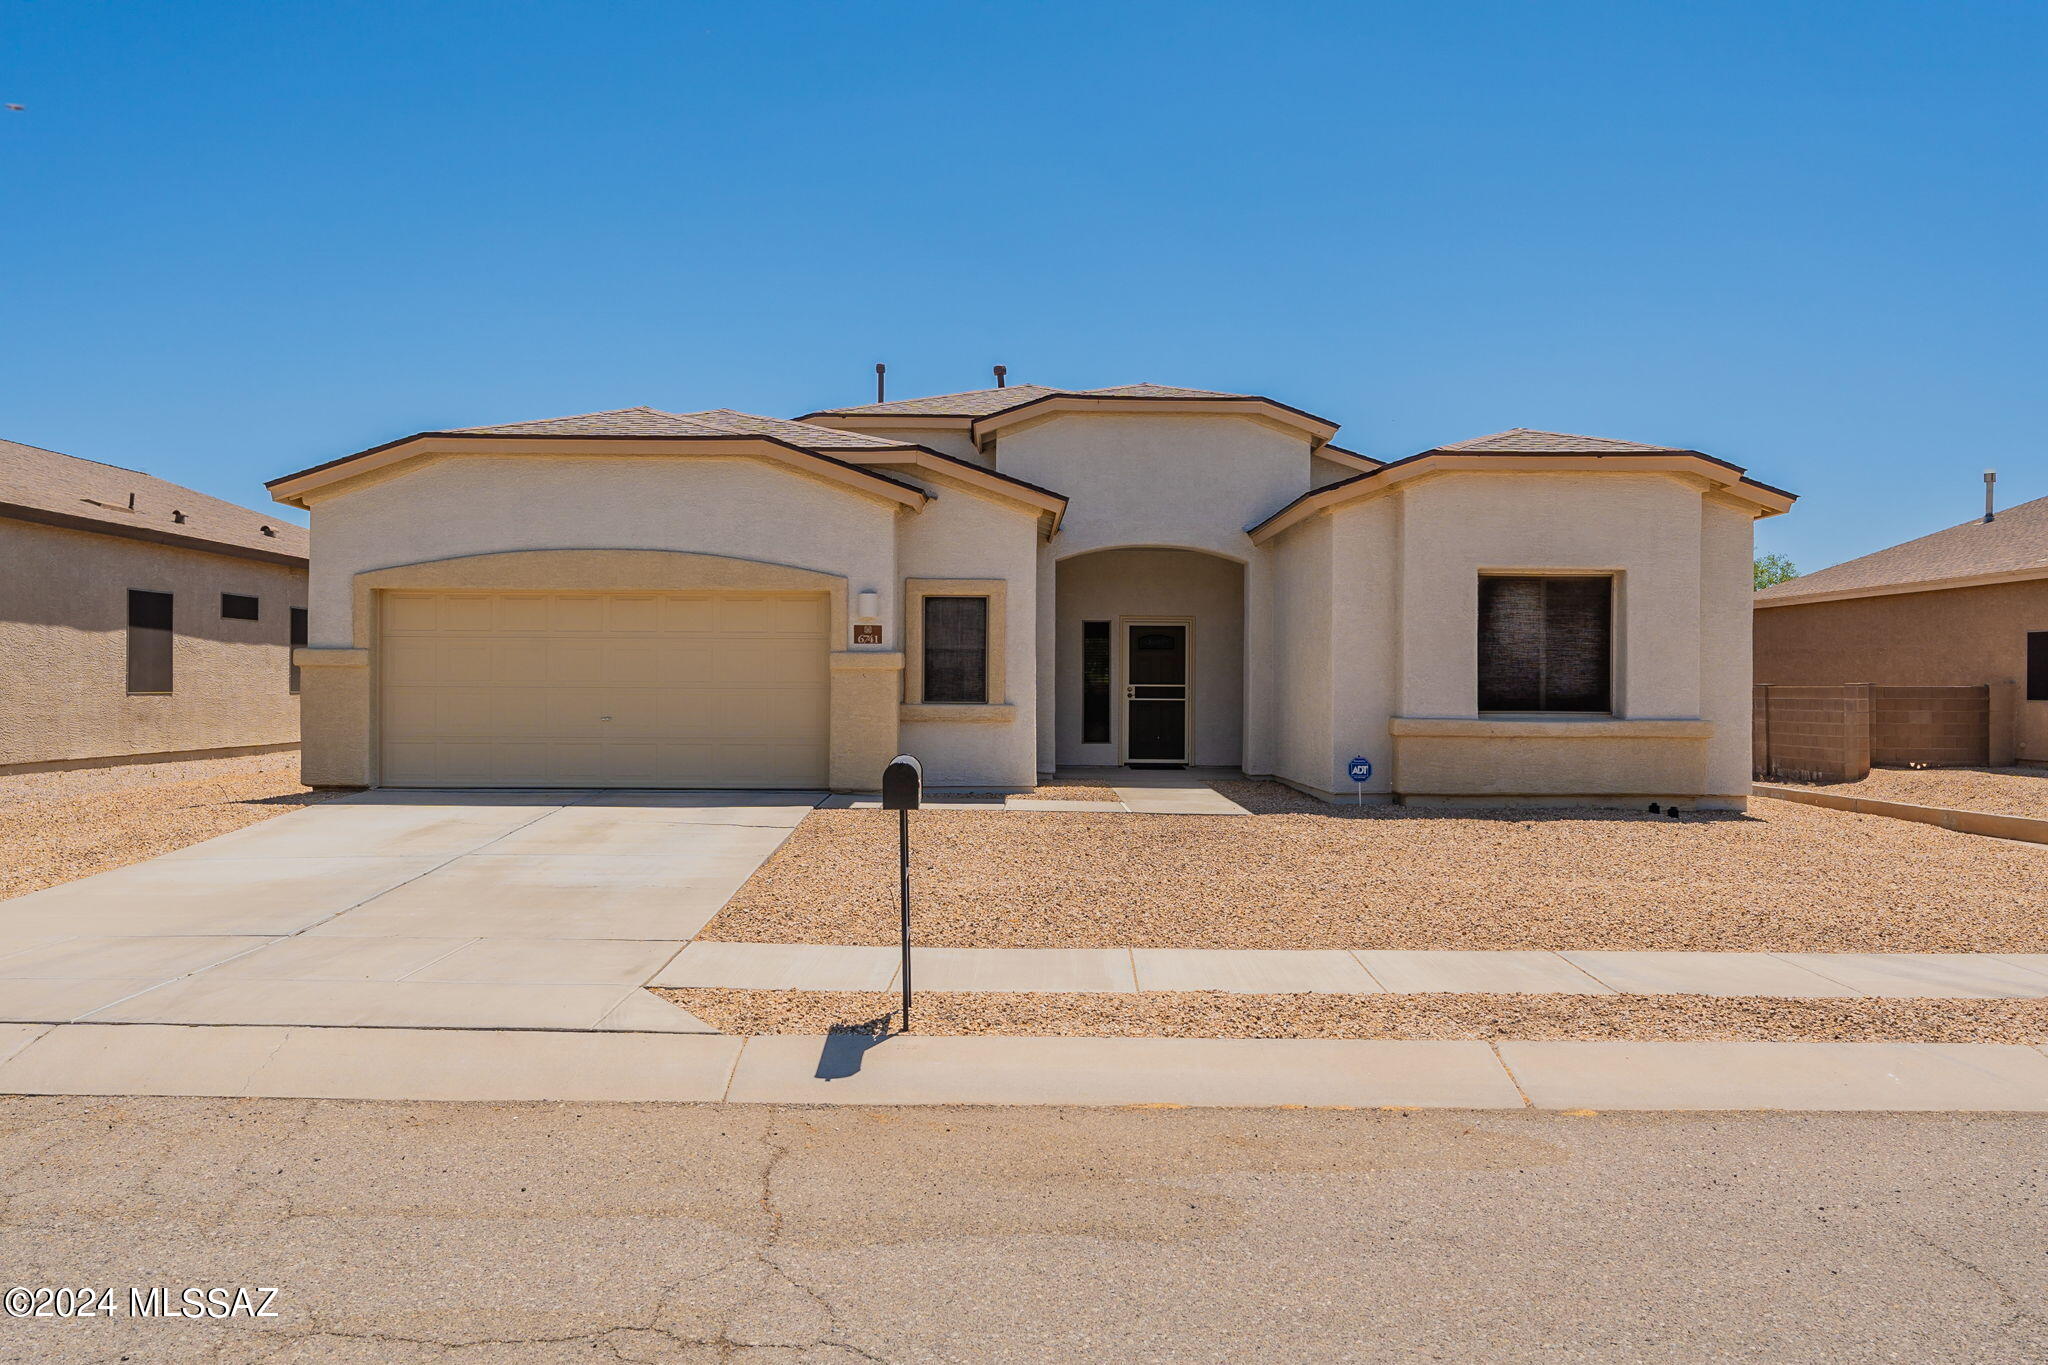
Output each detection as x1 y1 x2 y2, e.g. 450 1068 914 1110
1125 624 1188 764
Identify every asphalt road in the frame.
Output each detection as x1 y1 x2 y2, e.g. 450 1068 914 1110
0 1097 2043 1362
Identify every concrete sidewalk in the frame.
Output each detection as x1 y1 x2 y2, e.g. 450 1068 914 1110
657 942 2048 999
2 1021 2046 1110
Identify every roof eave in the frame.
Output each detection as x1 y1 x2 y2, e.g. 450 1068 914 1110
267 432 931 510
1753 564 2048 609
1247 451 1797 544
969 393 1341 445
0 500 308 567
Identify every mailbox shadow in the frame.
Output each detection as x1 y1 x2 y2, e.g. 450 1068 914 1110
813 1014 896 1080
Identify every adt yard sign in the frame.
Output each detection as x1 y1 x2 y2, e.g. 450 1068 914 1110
1348 755 1372 806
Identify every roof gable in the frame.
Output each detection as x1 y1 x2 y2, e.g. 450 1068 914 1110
1756 492 2048 605
1 437 306 564
1432 429 1684 454
456 406 905 450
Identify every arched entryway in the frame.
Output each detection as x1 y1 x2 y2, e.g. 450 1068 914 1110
1054 547 1246 768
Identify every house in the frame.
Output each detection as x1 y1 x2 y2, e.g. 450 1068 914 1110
269 382 1792 806
1 438 309 773
1754 489 2048 766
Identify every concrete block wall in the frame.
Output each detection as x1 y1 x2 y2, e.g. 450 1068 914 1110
1753 683 1993 782
1752 684 1872 784
1870 686 1990 767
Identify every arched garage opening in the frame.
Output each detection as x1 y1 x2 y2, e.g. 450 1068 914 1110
1054 546 1245 769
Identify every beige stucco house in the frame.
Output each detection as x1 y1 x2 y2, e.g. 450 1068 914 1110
1 438 309 773
271 382 1791 807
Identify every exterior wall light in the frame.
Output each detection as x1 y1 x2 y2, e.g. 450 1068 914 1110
857 589 879 620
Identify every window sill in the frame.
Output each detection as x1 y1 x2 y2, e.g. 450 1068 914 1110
1391 716 1714 739
900 703 1017 724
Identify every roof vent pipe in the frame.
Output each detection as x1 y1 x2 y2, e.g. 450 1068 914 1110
874 363 886 404
993 364 1007 388
1985 469 1997 523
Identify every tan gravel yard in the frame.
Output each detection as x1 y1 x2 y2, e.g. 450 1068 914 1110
658 988 2048 1044
0 751 338 900
1030 782 1120 800
700 781 2048 953
1777 765 2048 819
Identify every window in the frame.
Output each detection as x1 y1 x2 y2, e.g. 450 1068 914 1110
1477 575 1612 712
2028 631 2048 702
289 606 308 695
921 596 989 703
1082 620 1112 743
126 590 173 694
221 593 260 621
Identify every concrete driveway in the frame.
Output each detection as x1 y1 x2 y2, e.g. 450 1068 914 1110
0 789 822 1032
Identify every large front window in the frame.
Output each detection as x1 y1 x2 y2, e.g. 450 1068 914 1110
1477 575 1613 712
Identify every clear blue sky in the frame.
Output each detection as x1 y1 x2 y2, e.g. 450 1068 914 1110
5 1 2042 573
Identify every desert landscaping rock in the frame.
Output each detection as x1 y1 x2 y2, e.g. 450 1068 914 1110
656 987 2048 1044
0 751 337 901
1777 765 2048 820
700 783 2048 952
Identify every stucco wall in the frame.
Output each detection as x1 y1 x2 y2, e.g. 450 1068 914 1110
0 517 305 768
1754 578 2048 762
306 453 902 651
894 478 1041 787
1269 513 1334 788
995 413 1308 559
1262 470 1753 805
1395 472 1708 717
1053 548 1244 767
854 428 987 466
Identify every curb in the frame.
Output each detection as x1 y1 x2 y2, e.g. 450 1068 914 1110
1753 783 2048 846
3 1023 2047 1111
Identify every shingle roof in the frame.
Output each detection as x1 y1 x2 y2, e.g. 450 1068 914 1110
1 437 307 563
1755 492 2048 604
809 382 1250 419
1432 429 1684 454
455 406 905 450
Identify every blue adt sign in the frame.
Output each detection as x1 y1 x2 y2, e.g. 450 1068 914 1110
1348 756 1373 783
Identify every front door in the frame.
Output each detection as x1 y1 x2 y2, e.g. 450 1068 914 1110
1125 623 1188 765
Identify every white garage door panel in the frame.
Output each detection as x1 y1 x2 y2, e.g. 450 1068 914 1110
379 590 830 788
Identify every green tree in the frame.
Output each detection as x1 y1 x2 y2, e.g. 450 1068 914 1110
1754 553 1798 590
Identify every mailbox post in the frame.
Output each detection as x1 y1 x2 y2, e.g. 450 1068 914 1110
880 755 923 1032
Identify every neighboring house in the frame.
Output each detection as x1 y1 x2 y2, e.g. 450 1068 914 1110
1754 491 2048 764
269 383 1791 806
0 438 309 773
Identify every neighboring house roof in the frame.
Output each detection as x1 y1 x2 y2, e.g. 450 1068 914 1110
1754 492 2048 608
806 382 1245 419
1247 427 1794 544
0 437 307 567
454 406 907 450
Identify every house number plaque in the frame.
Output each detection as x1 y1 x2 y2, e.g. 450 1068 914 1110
852 624 882 645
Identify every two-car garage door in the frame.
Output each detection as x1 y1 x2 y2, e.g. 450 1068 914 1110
378 591 830 788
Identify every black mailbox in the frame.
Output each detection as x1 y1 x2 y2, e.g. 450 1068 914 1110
881 754 923 811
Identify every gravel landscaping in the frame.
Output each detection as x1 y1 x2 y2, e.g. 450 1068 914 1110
1030 782 1120 800
700 781 2048 953
1775 765 2048 819
658 987 2048 1043
0 751 338 900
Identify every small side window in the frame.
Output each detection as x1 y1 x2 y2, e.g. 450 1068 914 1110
2028 631 2048 702
289 607 308 695
221 593 260 621
921 596 989 704
1082 621 1112 743
127 590 174 694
